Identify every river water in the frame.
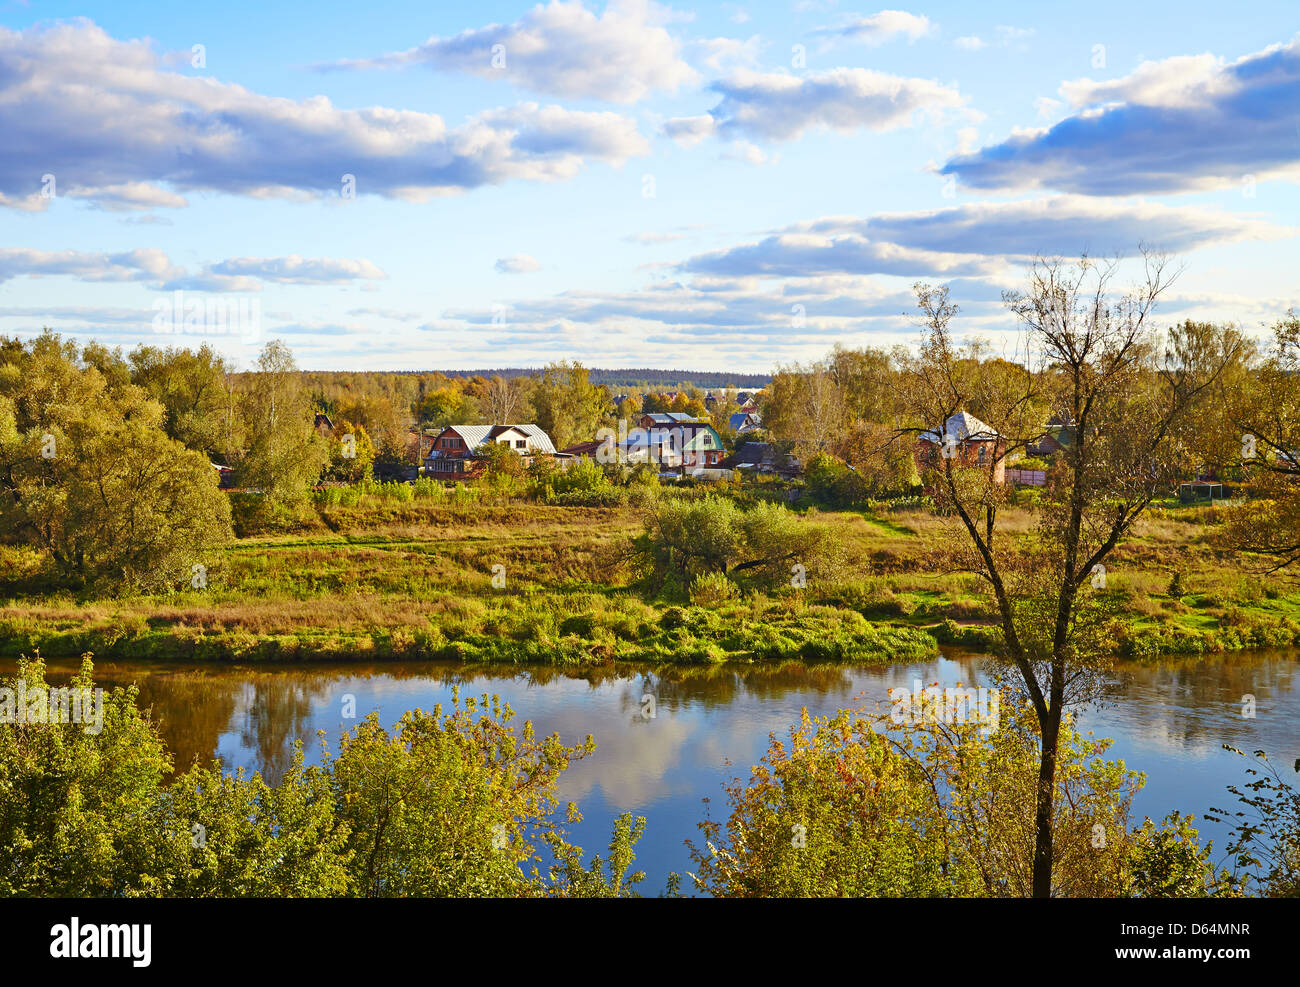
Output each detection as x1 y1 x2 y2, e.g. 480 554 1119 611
5 650 1297 892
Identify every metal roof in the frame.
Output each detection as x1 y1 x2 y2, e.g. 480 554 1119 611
918 411 1000 444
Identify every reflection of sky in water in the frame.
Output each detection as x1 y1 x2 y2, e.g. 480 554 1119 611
8 653 1298 894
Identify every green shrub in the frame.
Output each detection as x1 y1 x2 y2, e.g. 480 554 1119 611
690 572 739 606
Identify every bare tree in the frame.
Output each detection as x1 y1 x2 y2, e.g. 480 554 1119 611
901 252 1241 897
481 374 527 424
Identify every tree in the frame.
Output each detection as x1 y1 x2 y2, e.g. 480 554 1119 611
0 659 642 898
688 700 1212 897
479 374 531 424
1218 310 1300 567
323 420 376 483
762 361 845 461
531 361 609 450
476 440 526 479
240 341 328 503
635 496 842 591
415 387 474 429
0 334 232 591
898 254 1240 896
129 344 232 457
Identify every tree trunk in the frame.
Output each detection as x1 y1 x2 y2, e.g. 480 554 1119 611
1032 713 1060 897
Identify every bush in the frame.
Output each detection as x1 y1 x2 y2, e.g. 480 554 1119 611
690 572 739 606
0 657 644 898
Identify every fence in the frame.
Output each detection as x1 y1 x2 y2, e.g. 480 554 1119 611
1006 468 1046 486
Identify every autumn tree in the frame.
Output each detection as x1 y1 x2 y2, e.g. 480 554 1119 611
323 420 376 483
479 374 531 424
129 344 232 457
899 254 1240 897
762 361 845 462
0 332 232 590
531 361 609 450
240 340 328 503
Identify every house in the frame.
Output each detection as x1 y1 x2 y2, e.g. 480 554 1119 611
724 441 801 478
423 423 556 477
211 462 237 489
556 439 606 466
313 413 334 435
1028 414 1076 457
729 411 762 434
620 414 725 470
916 411 1006 483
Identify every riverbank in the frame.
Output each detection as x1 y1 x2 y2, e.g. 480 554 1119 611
2 499 1297 665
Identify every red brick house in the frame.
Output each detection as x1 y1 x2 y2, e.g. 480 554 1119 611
916 411 1006 483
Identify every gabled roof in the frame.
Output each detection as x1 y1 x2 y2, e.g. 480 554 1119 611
642 412 707 425
919 411 1000 444
437 423 556 455
559 440 605 457
682 426 723 452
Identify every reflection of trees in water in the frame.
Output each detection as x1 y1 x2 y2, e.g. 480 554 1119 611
14 650 1297 786
235 673 337 785
1101 653 1300 752
133 673 241 774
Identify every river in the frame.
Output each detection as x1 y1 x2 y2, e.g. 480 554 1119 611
5 650 1297 892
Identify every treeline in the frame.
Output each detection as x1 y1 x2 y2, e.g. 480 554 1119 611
374 367 771 389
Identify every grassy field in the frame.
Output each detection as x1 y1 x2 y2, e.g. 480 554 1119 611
2 493 1299 664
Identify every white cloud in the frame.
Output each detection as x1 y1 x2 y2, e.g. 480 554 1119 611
663 67 965 144
722 140 770 166
495 254 543 273
1059 53 1231 109
0 20 650 210
319 0 698 104
0 248 388 291
785 196 1290 261
943 38 1300 194
810 10 933 48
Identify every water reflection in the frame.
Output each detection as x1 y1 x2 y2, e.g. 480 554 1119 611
6 651 1297 888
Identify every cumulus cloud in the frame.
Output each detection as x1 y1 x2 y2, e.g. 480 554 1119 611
0 248 387 291
0 248 183 286
682 235 999 278
203 256 388 285
495 254 542 273
677 196 1288 279
318 0 697 103
941 37 1300 194
809 10 933 48
662 67 965 144
687 34 762 73
0 20 650 211
783 196 1289 261
441 274 939 338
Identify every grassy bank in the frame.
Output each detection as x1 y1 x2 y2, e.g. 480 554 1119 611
2 495 1298 665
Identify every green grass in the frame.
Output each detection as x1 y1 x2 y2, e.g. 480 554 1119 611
4 494 1300 665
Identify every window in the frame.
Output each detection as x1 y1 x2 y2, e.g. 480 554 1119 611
515 440 526 449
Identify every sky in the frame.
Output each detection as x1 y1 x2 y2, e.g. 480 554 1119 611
0 0 1296 372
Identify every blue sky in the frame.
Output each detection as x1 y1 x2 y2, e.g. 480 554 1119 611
0 0 1296 371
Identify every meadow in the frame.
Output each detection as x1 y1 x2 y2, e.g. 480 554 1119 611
2 481 1297 665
